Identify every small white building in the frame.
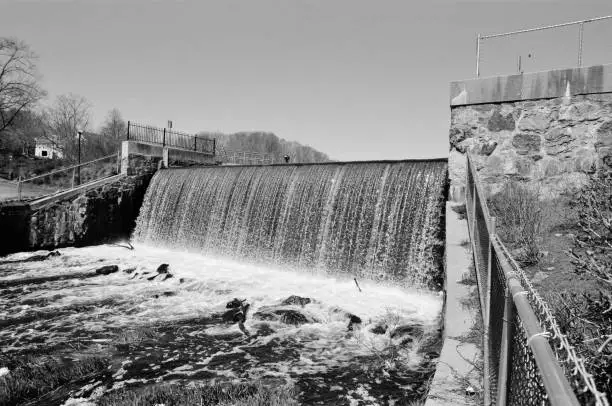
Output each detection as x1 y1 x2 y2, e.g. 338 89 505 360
34 139 63 159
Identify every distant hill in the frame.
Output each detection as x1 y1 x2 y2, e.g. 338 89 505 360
197 131 330 163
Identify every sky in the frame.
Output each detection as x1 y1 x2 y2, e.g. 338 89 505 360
1 0 611 161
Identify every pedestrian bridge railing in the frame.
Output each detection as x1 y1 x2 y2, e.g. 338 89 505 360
126 122 216 155
10 153 120 202
465 153 609 406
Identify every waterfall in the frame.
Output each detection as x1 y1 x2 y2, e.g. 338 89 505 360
133 161 447 289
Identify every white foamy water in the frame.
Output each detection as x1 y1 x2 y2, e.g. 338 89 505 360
1 245 443 404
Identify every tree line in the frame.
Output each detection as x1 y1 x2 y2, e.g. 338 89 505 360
0 37 126 164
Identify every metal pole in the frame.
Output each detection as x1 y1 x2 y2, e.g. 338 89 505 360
578 22 584 67
476 33 481 77
163 128 166 147
17 176 22 201
77 132 81 186
496 282 515 406
194 136 197 151
127 121 130 140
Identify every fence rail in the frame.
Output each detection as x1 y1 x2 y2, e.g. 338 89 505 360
13 153 121 201
476 15 612 77
465 153 609 405
126 122 216 155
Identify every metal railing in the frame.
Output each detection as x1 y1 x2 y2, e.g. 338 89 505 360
215 145 278 165
476 15 612 77
14 153 120 201
465 153 609 405
126 121 216 155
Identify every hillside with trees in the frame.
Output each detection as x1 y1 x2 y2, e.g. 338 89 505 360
198 130 330 163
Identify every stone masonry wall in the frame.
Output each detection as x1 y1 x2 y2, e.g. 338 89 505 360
449 93 612 199
28 174 153 249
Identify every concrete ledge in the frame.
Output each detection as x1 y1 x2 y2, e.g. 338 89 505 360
451 64 612 106
426 202 481 405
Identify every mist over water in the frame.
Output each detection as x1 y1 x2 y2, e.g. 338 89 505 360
134 161 447 289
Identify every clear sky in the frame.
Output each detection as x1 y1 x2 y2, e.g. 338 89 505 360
1 0 611 160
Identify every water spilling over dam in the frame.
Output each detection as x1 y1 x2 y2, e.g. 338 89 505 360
134 160 447 289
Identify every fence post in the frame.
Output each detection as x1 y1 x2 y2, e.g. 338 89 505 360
497 281 515 406
163 128 166 147
194 136 197 151
127 121 130 140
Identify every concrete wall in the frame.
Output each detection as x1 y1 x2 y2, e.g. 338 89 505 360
449 64 612 200
121 141 216 175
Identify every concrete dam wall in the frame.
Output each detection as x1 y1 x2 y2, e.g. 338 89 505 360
133 160 448 290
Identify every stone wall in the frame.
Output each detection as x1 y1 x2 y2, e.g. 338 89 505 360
449 67 612 200
28 174 152 249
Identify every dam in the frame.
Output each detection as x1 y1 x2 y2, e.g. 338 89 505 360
0 158 448 405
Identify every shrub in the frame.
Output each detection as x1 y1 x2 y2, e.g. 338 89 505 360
488 181 546 265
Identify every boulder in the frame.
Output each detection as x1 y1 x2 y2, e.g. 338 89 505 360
281 295 312 307
347 314 362 331
227 298 247 309
156 264 170 274
253 307 317 325
95 265 119 275
370 324 388 335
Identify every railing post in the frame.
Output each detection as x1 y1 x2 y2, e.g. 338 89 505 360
17 176 22 201
497 281 515 406
476 33 481 77
577 22 584 67
163 128 166 147
127 121 130 140
194 136 197 151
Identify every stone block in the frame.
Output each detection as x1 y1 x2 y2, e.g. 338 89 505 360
487 108 515 132
517 111 551 132
512 133 541 155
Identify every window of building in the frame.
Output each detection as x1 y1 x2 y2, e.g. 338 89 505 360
42 150 48 157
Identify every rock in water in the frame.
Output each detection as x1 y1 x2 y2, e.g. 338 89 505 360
226 298 246 309
371 324 388 335
95 265 119 275
281 295 312 307
347 314 362 331
280 310 310 325
253 307 317 325
156 264 170 274
123 267 136 274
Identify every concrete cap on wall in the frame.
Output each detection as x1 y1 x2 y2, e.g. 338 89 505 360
450 64 612 106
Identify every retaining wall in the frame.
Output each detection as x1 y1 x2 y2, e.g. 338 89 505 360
449 64 612 200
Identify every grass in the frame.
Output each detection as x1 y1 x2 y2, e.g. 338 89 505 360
97 382 298 406
0 354 109 405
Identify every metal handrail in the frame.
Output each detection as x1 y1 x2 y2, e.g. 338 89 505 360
19 154 117 183
475 15 612 76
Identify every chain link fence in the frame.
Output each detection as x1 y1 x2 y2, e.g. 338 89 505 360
465 153 609 405
476 15 612 77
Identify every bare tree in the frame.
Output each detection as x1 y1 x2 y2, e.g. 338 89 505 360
100 108 126 140
47 93 92 161
0 37 46 135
